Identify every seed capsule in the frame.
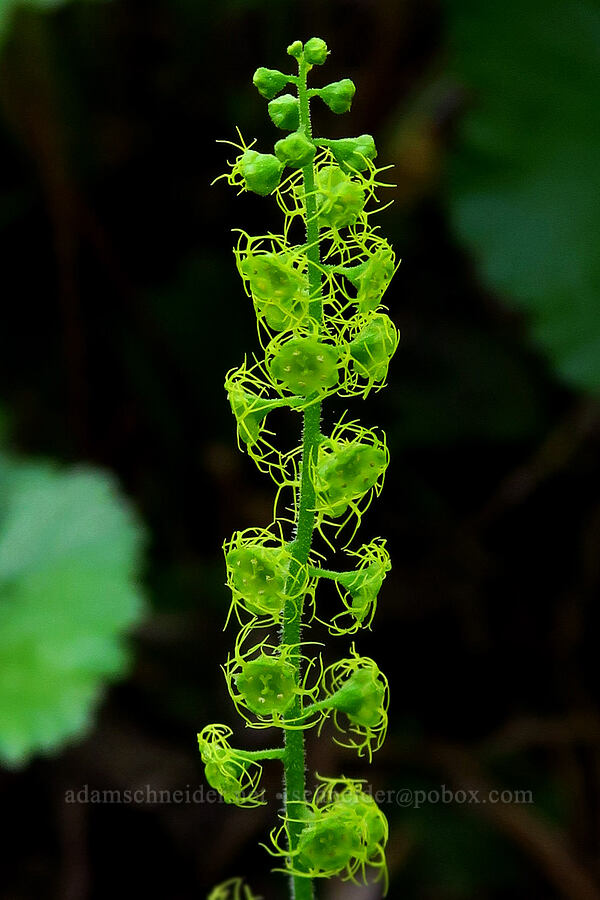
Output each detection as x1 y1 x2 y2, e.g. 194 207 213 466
270 337 339 395
268 94 300 131
252 67 289 99
318 78 356 114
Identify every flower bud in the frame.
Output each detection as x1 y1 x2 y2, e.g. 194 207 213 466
315 165 365 229
235 654 296 716
349 313 399 383
275 131 316 169
319 78 356 114
270 337 339 395
328 668 385 728
268 94 300 130
303 37 328 65
238 150 282 196
316 439 387 516
287 40 303 59
329 134 377 172
252 67 289 99
347 247 395 312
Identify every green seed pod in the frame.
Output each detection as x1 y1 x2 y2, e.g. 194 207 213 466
319 78 356 114
226 545 290 618
268 94 300 130
349 312 399 383
315 165 365 228
327 667 385 727
253 67 290 100
235 653 296 715
269 337 339 395
297 809 363 876
238 150 283 196
287 40 303 59
328 134 377 173
303 37 328 66
347 247 395 312
275 131 316 169
240 252 308 331
315 440 387 517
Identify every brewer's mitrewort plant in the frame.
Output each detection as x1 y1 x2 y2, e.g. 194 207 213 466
199 37 399 900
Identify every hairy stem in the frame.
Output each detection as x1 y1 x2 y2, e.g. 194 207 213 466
281 56 322 900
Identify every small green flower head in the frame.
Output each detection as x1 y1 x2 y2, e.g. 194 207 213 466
273 776 388 884
208 878 262 900
322 651 389 758
318 78 356 114
330 539 391 633
269 336 340 396
314 424 388 520
238 249 308 331
198 725 265 807
347 312 400 392
235 653 296 716
328 134 377 173
225 637 319 728
224 528 309 624
268 94 300 131
315 165 366 229
253 67 290 99
275 131 316 169
303 37 329 66
236 150 283 196
312 777 389 884
296 809 363 877
347 245 396 312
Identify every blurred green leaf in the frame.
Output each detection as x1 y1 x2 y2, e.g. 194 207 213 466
446 0 600 392
0 456 146 766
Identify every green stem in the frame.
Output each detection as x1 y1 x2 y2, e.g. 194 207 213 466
235 748 286 762
280 54 322 900
308 565 345 582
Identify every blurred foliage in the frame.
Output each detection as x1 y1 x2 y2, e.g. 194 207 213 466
446 0 600 392
0 0 78 45
0 454 145 766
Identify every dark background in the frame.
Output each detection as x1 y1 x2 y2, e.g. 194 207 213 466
1 0 600 898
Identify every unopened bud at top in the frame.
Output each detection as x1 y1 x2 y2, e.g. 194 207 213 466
304 37 329 65
287 40 303 59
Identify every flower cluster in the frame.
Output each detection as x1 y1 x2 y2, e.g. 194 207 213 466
202 37 399 897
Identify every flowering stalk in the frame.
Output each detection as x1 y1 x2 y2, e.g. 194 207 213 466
200 37 399 900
